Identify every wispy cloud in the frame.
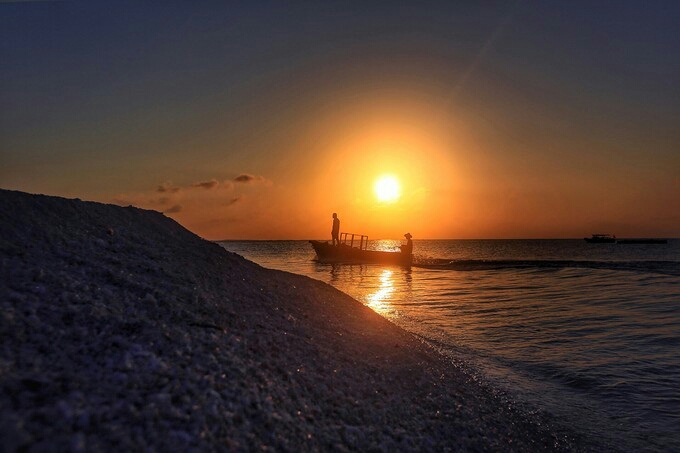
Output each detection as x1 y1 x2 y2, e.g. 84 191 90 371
191 179 219 190
232 174 272 187
164 205 182 214
112 173 270 222
157 182 181 193
234 173 255 183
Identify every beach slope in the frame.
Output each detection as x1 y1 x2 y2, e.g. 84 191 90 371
0 189 591 451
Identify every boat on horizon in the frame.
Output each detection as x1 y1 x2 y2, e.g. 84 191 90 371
584 234 616 243
584 234 668 244
309 232 412 266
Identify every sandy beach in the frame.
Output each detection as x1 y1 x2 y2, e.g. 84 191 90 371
0 189 600 451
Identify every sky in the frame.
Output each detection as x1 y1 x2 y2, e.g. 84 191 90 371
1 1 679 240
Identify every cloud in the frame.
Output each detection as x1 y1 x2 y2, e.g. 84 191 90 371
157 174 267 194
115 173 269 217
164 205 182 214
233 174 258 183
232 174 272 187
157 182 181 193
191 179 219 190
226 196 241 206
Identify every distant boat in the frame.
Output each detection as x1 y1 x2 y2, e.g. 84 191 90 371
584 234 616 243
584 234 668 244
309 232 412 266
616 238 668 244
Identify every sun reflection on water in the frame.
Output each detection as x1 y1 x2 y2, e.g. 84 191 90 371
371 239 401 252
366 269 395 314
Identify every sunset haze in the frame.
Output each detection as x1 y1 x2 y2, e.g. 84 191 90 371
2 1 678 239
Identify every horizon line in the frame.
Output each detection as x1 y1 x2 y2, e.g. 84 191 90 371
213 237 678 242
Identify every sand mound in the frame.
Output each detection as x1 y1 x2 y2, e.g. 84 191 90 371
0 189 595 451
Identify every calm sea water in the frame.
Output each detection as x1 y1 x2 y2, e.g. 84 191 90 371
218 239 680 451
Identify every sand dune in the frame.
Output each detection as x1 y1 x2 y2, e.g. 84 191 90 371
0 189 598 451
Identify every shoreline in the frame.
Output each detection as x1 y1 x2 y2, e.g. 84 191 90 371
0 189 602 451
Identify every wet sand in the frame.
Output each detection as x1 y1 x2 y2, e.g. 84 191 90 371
0 189 602 451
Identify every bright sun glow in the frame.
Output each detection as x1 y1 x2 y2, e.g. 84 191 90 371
374 175 401 203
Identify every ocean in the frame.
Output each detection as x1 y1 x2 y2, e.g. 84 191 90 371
218 239 679 451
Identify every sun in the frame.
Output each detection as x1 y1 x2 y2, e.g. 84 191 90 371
374 175 401 203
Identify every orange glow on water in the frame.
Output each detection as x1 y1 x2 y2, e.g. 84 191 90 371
367 269 395 314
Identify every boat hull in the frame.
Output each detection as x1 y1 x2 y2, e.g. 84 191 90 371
309 240 412 266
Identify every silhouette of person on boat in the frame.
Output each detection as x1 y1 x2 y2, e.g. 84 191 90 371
331 213 340 246
309 227 413 266
401 232 413 255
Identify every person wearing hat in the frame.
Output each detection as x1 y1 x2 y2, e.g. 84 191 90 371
401 232 413 255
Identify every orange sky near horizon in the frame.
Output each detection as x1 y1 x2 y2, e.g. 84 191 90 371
2 2 678 240
112 93 677 241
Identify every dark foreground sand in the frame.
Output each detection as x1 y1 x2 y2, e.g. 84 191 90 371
0 189 601 451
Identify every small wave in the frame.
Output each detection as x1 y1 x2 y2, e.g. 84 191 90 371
413 259 680 276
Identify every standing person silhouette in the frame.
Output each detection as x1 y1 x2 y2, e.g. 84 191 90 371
331 213 340 246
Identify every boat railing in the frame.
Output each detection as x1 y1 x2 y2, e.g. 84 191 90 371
340 232 368 250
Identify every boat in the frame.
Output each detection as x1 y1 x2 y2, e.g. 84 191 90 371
309 232 412 266
616 238 668 244
584 234 667 244
584 234 616 243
